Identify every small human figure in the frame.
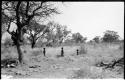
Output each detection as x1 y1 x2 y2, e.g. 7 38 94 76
77 49 79 55
61 47 64 57
43 48 46 57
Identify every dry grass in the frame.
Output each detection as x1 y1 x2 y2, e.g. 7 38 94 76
119 43 124 50
78 44 87 55
71 66 123 79
1 42 124 79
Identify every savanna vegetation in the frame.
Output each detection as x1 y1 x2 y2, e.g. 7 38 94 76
1 1 124 79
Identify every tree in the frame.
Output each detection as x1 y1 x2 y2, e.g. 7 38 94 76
72 32 87 43
27 20 49 48
2 1 59 65
56 24 71 45
45 21 57 46
93 36 100 43
102 30 120 43
45 21 71 46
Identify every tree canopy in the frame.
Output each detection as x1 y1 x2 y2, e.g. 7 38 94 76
102 30 120 43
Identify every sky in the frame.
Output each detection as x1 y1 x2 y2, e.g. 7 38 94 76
51 2 124 40
2 2 124 41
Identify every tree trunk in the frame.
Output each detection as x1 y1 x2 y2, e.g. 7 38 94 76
31 39 35 48
1 33 2 43
15 27 24 65
16 42 24 64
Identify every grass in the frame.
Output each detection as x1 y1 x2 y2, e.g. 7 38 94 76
71 65 123 79
79 44 87 55
71 66 104 79
1 42 124 79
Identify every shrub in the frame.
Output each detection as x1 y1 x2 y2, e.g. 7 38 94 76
119 43 124 50
31 50 42 57
102 30 119 43
79 45 87 55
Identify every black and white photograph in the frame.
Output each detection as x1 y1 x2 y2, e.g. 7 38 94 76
1 1 124 79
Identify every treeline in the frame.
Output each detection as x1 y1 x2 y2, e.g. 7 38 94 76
90 30 123 43
2 21 123 48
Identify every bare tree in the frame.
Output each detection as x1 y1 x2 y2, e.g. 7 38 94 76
27 20 49 48
2 1 60 65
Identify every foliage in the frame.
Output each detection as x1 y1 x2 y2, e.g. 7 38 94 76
2 1 60 64
55 24 71 45
93 36 101 43
45 21 71 46
72 32 87 43
1 12 10 40
102 30 120 43
44 21 57 46
26 20 49 48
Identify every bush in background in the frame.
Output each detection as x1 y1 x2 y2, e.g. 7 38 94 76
119 43 124 50
102 30 119 43
79 45 87 55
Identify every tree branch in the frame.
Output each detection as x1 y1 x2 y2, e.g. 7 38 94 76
36 26 48 40
32 1 44 15
16 1 21 26
26 1 29 17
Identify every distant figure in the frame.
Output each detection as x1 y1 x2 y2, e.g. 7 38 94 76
61 47 64 57
77 49 79 55
43 48 46 57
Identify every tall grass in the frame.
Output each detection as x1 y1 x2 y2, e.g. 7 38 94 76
31 50 42 57
79 44 87 55
119 43 124 50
